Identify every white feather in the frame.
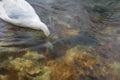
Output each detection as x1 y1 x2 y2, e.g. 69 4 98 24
0 0 50 36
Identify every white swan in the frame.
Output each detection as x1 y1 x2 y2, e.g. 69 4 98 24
0 0 50 36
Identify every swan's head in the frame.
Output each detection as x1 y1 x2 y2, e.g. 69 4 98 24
34 22 50 36
40 22 50 36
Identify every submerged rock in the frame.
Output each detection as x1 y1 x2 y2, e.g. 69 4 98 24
0 51 50 80
49 46 112 80
23 51 45 61
0 46 118 80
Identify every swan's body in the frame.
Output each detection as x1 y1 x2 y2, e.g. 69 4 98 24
0 0 50 36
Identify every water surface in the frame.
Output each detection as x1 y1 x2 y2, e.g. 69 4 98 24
0 0 120 62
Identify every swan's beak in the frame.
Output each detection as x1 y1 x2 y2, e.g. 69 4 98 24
40 22 50 36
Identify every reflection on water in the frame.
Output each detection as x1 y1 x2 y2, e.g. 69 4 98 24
0 0 120 79
0 0 119 59
0 0 120 59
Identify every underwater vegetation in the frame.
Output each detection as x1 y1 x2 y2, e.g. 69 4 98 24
0 46 119 80
0 0 120 80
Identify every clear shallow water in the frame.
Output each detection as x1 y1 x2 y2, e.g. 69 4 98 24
0 0 120 80
0 0 120 61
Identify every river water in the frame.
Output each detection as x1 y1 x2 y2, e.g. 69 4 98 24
0 0 120 62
